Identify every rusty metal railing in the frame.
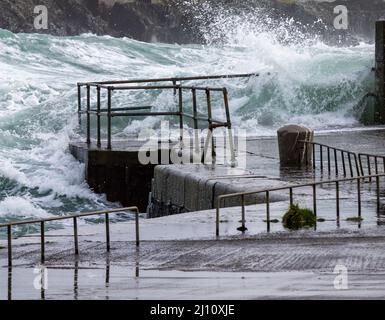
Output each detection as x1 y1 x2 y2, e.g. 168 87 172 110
0 207 140 267
77 73 260 166
300 140 361 177
215 173 384 237
358 152 385 179
301 140 385 180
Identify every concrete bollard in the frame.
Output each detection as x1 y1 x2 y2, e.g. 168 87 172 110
277 125 314 168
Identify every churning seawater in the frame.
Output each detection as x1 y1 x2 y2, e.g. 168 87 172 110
0 10 376 230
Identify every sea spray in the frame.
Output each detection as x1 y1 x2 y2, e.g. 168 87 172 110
0 5 374 231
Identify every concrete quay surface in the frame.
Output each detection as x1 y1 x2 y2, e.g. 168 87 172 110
150 128 385 216
2 209 385 299
2 128 385 299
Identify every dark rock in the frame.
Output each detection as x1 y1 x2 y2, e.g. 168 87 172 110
0 0 384 44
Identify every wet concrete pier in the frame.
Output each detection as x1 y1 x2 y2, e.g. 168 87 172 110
69 139 174 211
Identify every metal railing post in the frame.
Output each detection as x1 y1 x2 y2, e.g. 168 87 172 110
355 154 362 177
107 88 112 150
223 88 236 167
334 149 338 176
327 147 331 174
73 217 79 255
77 84 82 126
172 80 177 96
348 153 353 177
341 151 346 177
7 225 12 267
178 87 184 150
376 175 381 212
135 208 140 247
203 89 216 164
312 143 316 170
320 145 323 172
358 155 364 176
289 188 293 206
336 181 340 220
357 178 362 217
41 221 45 264
266 191 270 232
216 198 221 237
86 85 91 145
191 88 200 157
240 195 246 233
97 86 101 148
313 184 317 217
105 213 110 252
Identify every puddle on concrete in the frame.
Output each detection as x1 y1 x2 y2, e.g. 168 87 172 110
2 265 385 300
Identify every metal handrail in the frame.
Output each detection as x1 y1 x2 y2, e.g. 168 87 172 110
215 173 384 237
0 207 140 267
358 152 385 178
77 72 262 87
79 81 238 166
300 140 361 177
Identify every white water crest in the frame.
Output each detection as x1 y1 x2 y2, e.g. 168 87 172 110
0 3 375 227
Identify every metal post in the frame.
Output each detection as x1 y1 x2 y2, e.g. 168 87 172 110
327 147 331 174
7 266 12 301
97 86 101 148
357 178 362 217
105 213 110 252
341 151 346 177
77 84 82 126
305 143 309 167
41 221 45 264
178 87 184 150
348 153 354 177
312 143 316 170
334 149 338 176
216 201 220 237
7 225 12 267
336 181 340 220
172 80 177 96
289 188 293 206
192 88 200 156
320 145 323 172
206 89 216 164
266 191 270 232
86 85 91 145
376 175 381 212
135 209 140 247
73 217 79 255
375 157 379 174
313 184 317 217
240 195 246 232
367 155 372 182
356 154 362 176
107 88 112 150
223 88 236 167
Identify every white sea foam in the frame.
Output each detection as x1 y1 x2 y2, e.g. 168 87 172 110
0 4 375 225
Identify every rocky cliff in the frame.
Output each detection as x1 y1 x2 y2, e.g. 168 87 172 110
0 0 384 44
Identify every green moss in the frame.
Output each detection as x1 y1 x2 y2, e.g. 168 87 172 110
346 217 364 222
282 204 317 230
